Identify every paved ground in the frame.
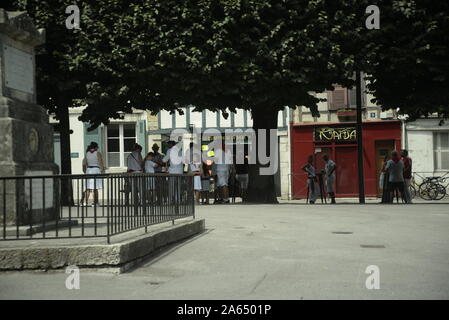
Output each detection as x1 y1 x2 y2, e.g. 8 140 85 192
1 201 449 299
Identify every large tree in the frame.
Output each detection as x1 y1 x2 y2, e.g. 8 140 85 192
73 0 367 203
9 1 446 203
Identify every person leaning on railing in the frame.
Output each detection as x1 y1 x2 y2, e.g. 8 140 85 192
126 144 144 206
81 142 106 207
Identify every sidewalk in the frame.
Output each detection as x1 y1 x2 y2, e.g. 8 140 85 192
1 202 448 299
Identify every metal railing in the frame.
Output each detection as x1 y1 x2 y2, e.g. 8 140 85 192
0 173 195 243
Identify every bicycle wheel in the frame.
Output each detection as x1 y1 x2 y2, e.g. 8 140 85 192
409 185 417 199
432 183 446 200
419 182 435 201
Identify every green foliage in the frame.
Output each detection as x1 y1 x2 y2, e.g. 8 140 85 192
364 0 449 120
72 0 369 126
6 0 448 127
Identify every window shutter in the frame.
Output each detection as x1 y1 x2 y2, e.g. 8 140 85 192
83 123 103 153
328 85 348 110
137 120 147 155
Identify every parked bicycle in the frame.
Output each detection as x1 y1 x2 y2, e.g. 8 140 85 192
418 176 448 201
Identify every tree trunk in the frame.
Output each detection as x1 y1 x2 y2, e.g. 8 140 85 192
59 105 74 206
245 107 279 204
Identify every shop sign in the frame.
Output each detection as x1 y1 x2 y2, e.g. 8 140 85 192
314 127 356 141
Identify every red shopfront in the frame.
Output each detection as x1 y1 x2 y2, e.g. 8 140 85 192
290 120 402 198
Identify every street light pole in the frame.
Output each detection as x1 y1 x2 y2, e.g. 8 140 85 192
356 71 366 203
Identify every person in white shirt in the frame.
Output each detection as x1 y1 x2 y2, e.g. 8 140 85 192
127 144 143 173
213 142 232 204
163 141 184 174
188 153 202 205
162 141 184 201
322 154 337 204
81 142 105 206
302 155 319 204
126 144 143 206
144 152 159 203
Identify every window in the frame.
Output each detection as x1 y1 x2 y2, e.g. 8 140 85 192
106 123 136 167
434 132 449 170
370 112 377 118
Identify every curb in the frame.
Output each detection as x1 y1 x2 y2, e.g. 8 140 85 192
0 219 205 272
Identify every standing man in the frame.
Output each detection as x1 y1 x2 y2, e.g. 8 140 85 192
163 140 184 201
302 155 318 204
126 143 144 206
322 154 337 204
151 143 164 173
385 151 405 203
213 141 232 204
401 149 413 204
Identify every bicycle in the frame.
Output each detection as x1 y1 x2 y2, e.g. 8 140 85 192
418 177 447 201
408 177 419 199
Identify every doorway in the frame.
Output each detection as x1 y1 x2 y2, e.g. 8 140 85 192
335 146 358 196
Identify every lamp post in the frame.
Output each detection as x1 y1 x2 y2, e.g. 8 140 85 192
356 71 366 203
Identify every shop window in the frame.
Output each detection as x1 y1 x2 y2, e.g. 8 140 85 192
106 123 136 168
434 132 449 170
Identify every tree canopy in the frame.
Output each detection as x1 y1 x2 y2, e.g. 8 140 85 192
364 0 449 120
74 0 367 127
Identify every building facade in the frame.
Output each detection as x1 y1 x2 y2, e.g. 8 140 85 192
406 118 449 177
53 77 446 201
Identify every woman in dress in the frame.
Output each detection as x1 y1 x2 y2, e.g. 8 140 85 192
81 142 105 206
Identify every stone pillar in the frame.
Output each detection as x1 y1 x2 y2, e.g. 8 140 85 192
0 9 59 226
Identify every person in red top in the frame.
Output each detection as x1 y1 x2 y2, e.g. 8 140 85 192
401 149 413 203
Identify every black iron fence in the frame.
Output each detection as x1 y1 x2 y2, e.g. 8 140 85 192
0 173 194 243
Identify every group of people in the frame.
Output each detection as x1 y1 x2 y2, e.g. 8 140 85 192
168 141 249 205
301 148 413 204
302 154 337 204
80 140 248 207
380 149 413 203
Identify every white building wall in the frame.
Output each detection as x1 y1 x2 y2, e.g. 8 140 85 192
160 110 172 129
69 111 86 174
246 111 253 127
406 118 449 177
190 109 202 128
278 132 290 200
407 131 434 173
205 110 217 127
234 109 245 127
220 110 231 127
277 109 283 127
175 108 186 128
